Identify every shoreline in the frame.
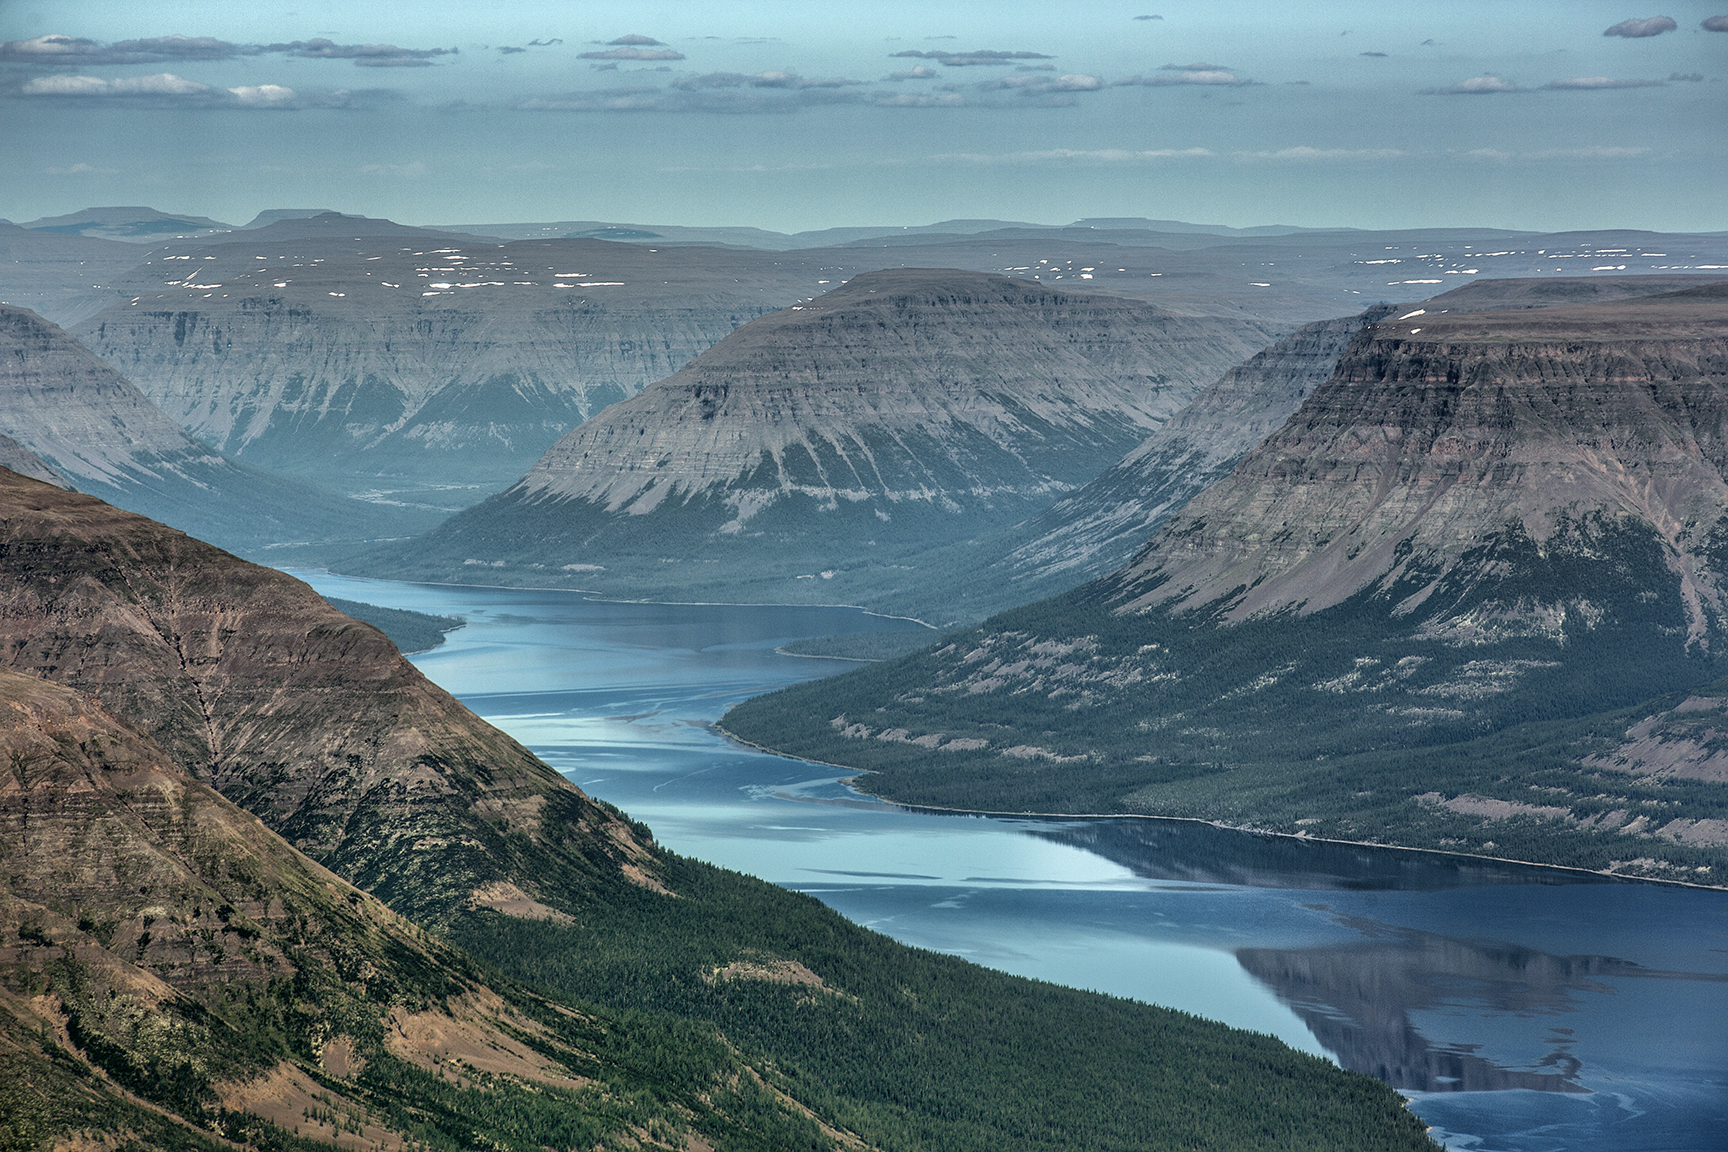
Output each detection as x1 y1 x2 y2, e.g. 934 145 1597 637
292 565 944 629
711 722 1726 892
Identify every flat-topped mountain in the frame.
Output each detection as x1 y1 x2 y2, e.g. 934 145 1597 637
0 468 1437 1152
723 282 1728 882
0 220 151 326
349 269 1275 614
0 303 430 554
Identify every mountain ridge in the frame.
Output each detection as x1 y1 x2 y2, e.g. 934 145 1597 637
342 268 1276 618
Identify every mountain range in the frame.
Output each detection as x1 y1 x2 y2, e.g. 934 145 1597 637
343 269 1275 619
722 280 1728 883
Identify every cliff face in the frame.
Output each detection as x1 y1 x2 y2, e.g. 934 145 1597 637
720 283 1728 880
0 304 434 554
73 235 847 492
352 269 1274 617
990 306 1397 599
0 469 657 922
1113 283 1728 641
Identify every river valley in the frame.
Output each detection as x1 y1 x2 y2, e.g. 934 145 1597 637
295 571 1728 1152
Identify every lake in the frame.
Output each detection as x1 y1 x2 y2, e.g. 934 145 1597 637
294 571 1728 1152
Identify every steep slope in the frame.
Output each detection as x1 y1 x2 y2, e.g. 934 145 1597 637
0 668 864 1152
988 278 1727 606
0 467 656 923
351 269 1273 616
983 305 1398 604
0 468 1439 1152
0 303 439 556
0 432 65 487
723 283 1728 882
72 231 853 494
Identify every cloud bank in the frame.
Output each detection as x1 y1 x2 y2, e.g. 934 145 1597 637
18 71 346 107
889 49 1054 66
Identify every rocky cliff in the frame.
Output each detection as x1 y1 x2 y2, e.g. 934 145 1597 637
722 282 1728 882
0 303 432 555
985 305 1398 604
351 269 1274 617
72 230 852 493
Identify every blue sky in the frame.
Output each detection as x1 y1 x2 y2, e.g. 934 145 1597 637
2 1 1723 232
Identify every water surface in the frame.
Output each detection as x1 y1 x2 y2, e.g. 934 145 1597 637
296 572 1728 1152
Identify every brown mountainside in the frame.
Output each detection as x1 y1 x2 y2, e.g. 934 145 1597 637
1115 283 1728 637
0 468 657 922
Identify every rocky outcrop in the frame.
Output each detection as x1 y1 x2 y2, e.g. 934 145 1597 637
0 469 658 921
352 269 1274 615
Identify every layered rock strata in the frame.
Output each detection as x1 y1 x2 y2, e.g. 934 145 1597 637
356 269 1274 613
0 468 658 921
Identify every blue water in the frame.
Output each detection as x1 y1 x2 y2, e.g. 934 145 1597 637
294 571 1728 1152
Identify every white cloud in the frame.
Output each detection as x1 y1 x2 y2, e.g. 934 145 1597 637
1116 65 1256 87
19 71 339 108
577 46 685 61
1425 75 1519 94
1235 146 1405 162
1541 76 1663 89
1704 16 1728 31
360 161 428 177
43 161 119 175
930 147 1213 163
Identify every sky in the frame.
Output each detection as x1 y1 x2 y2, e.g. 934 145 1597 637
1 1 1723 234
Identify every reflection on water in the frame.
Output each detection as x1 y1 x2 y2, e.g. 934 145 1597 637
289 571 1728 1152
1239 909 1728 1094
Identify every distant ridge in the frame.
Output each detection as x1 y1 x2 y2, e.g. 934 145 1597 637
0 303 434 555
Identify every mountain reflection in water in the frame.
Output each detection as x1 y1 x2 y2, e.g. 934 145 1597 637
1030 817 1728 1096
1236 909 1727 1093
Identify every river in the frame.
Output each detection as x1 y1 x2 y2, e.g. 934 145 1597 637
295 571 1728 1152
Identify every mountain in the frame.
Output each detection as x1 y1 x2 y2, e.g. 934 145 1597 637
239 207 343 228
0 303 437 556
20 205 237 241
71 232 856 496
0 432 65 486
0 665 721 1152
721 282 1728 883
345 269 1276 617
0 468 1439 1152
984 275 1728 610
0 466 657 923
